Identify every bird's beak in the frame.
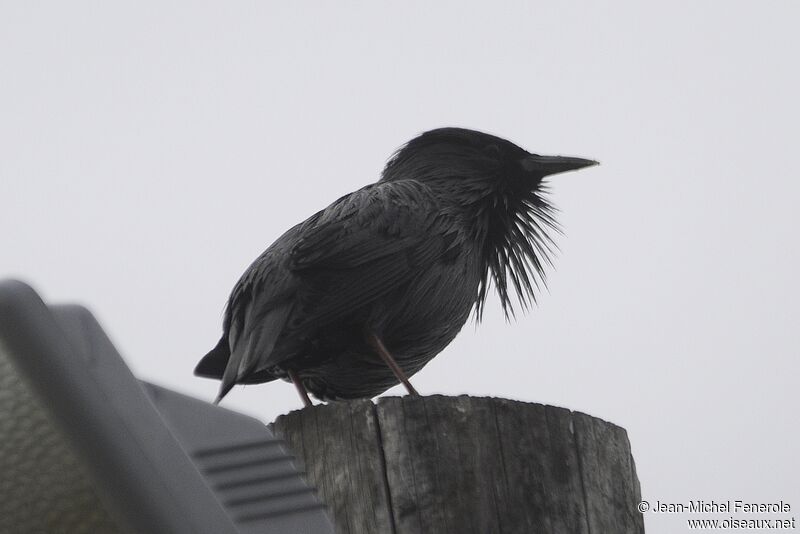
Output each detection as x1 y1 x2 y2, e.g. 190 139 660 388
521 154 599 177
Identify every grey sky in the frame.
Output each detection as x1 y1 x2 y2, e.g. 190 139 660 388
2 2 798 532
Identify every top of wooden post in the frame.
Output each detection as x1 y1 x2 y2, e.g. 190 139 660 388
272 395 644 534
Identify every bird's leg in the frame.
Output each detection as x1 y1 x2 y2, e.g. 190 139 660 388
287 369 312 408
367 332 420 396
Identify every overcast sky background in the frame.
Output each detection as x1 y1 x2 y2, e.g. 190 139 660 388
2 2 798 532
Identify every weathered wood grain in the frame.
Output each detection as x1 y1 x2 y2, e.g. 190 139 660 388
272 395 643 534
271 399 395 533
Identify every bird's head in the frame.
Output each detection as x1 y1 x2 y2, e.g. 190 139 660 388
381 127 597 319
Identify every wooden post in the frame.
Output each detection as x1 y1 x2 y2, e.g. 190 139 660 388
271 395 644 534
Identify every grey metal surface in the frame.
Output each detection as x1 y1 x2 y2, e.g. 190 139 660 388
0 340 122 534
142 383 331 534
0 280 334 534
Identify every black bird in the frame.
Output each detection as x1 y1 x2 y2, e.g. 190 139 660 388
195 127 596 405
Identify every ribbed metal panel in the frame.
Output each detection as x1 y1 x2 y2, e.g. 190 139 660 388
0 280 334 534
143 382 332 533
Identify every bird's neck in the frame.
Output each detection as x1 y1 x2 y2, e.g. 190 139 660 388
423 176 556 318
421 177 522 238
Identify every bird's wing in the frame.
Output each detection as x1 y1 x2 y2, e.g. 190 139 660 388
214 180 459 398
287 180 456 325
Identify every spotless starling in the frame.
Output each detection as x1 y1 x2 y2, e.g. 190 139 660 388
195 128 597 405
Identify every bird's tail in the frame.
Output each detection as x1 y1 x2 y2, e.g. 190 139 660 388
215 333 257 404
194 336 231 379
214 387 233 405
194 336 235 404
200 304 292 403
